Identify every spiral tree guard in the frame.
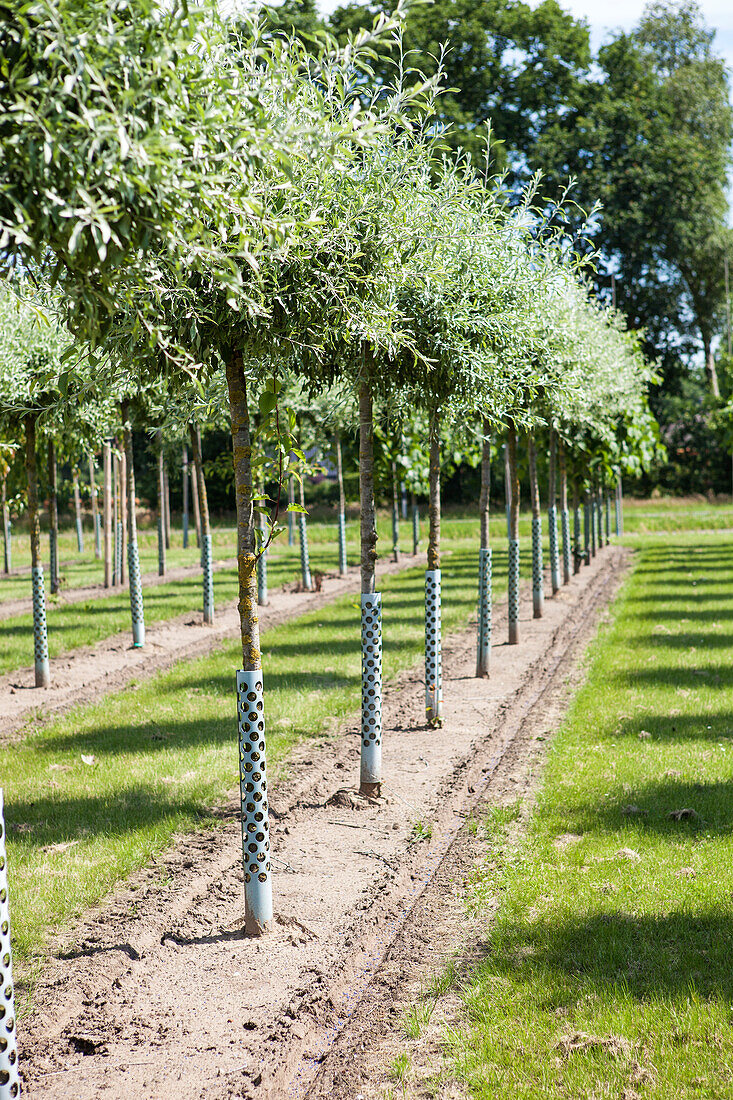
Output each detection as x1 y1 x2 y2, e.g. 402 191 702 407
561 507 571 584
32 565 50 688
127 540 145 647
298 514 312 591
257 544 268 606
360 593 382 793
425 569 443 722
412 504 420 555
236 671 273 933
548 504 560 594
476 547 492 677
531 515 544 618
338 510 347 575
202 533 215 623
508 537 520 644
0 791 19 1099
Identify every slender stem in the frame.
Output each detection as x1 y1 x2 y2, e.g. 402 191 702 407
225 355 260 671
479 416 491 551
427 412 441 571
47 439 59 593
26 416 41 573
359 379 377 594
189 423 211 543
334 430 346 516
508 427 519 541
103 441 112 587
157 429 166 577
528 432 540 520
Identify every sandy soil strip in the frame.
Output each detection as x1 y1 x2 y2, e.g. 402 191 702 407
17 545 629 1100
0 554 423 740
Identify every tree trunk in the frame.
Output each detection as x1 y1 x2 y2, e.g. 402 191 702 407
703 334 721 399
119 437 127 586
103 441 112 588
225 353 273 936
88 453 101 559
528 432 543 619
558 438 570 585
182 443 189 548
391 459 400 563
548 429 560 595
2 471 10 574
189 422 214 624
72 467 84 553
358 376 382 796
157 430 166 577
507 426 520 645
163 463 171 549
48 438 59 594
334 430 347 575
476 417 492 678
504 441 512 539
190 451 201 549
26 414 50 687
121 402 144 647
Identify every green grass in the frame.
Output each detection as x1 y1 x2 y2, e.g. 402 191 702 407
3 530 532 1004
439 531 733 1098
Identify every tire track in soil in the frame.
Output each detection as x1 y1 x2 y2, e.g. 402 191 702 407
0 553 424 740
17 546 629 1100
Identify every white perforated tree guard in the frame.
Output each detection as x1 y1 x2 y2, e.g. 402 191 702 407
32 565 49 688
202 533 214 623
561 508 571 584
531 516 544 618
0 790 20 1099
127 540 145 647
360 593 382 789
298 514 312 591
508 537 520 643
236 671 273 931
476 548 492 677
425 569 442 721
548 504 560 594
257 544 268 606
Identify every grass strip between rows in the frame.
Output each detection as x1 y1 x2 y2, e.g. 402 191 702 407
418 531 733 1099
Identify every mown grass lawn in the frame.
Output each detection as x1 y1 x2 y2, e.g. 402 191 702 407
2 527 532 1010
439 531 733 1098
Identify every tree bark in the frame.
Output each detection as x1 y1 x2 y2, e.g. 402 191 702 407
190 448 202 549
334 430 347 575
703 334 721 399
359 381 377 594
479 416 491 552
163 463 171 549
48 438 59 593
103 441 112 588
225 357 261 671
182 443 189 548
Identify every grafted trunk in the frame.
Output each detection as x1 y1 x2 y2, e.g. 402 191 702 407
26 414 50 687
103 441 112 588
225 353 272 937
47 439 59 593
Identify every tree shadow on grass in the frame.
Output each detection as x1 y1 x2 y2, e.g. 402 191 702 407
483 908 733 1002
556 776 733 839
